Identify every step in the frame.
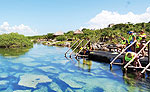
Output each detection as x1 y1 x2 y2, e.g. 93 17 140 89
113 63 123 65
128 66 145 69
146 69 150 72
77 54 88 57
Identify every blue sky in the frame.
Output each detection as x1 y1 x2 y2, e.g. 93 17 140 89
0 0 150 35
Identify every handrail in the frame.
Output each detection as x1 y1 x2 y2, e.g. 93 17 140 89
69 39 84 56
141 63 150 74
141 41 150 74
65 40 79 56
75 40 90 57
110 41 137 65
124 40 150 69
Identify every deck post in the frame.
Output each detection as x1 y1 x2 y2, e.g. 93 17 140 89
124 68 127 73
134 42 136 52
110 64 112 70
142 72 146 78
148 42 150 63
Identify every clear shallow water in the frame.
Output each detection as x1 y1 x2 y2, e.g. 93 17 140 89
0 44 150 92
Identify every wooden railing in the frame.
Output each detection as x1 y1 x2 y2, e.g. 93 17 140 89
110 41 137 68
141 63 150 74
124 40 150 69
65 40 79 56
69 39 84 57
75 40 90 57
141 41 150 74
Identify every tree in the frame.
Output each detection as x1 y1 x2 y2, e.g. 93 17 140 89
56 35 67 41
0 33 33 48
46 33 54 39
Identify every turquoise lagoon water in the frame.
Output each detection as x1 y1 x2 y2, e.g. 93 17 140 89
0 44 150 92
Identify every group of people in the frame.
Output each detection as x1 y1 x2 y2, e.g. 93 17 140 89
118 30 147 67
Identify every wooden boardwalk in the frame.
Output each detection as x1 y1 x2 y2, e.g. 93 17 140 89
88 51 148 65
65 39 150 77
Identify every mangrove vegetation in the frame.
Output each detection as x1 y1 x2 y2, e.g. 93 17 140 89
0 33 33 48
28 22 150 46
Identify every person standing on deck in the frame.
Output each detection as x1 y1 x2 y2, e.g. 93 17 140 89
128 31 136 51
117 37 128 52
139 30 147 57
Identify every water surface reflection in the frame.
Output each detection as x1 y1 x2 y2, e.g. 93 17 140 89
0 44 149 92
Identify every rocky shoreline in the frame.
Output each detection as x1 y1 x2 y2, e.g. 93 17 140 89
37 39 112 51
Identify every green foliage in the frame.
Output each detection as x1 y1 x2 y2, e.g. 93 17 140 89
74 34 84 39
27 35 45 39
0 48 30 57
46 33 54 39
55 41 66 46
64 31 74 39
56 35 67 41
28 22 150 44
0 33 33 48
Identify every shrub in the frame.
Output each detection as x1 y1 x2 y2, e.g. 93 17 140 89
56 35 67 41
0 33 33 48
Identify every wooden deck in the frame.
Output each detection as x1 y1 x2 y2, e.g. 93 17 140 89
89 51 124 63
88 50 149 66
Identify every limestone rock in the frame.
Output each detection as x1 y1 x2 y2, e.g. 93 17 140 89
48 82 63 92
13 90 31 92
58 73 82 88
33 86 48 92
18 74 52 88
0 73 9 78
38 66 60 74
0 80 9 89
11 57 35 63
65 87 73 92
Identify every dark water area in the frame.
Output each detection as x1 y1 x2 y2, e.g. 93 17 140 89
0 44 150 92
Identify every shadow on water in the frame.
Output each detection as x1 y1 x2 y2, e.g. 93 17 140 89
77 58 92 72
66 56 92 72
123 71 150 92
67 55 150 92
0 47 32 57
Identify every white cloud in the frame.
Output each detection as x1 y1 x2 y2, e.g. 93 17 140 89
0 22 38 36
84 7 150 29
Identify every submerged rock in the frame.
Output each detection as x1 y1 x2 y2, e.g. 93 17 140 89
13 73 24 78
18 74 52 88
38 66 60 74
22 67 34 72
23 62 41 66
0 88 13 92
58 73 82 88
11 57 35 63
48 82 63 92
65 87 73 92
51 60 67 65
0 80 9 89
38 66 55 70
13 90 31 92
11 65 20 70
33 86 48 92
75 86 104 92
0 73 9 78
79 77 127 92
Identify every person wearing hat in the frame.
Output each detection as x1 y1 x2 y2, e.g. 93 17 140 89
139 30 147 57
128 31 136 51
